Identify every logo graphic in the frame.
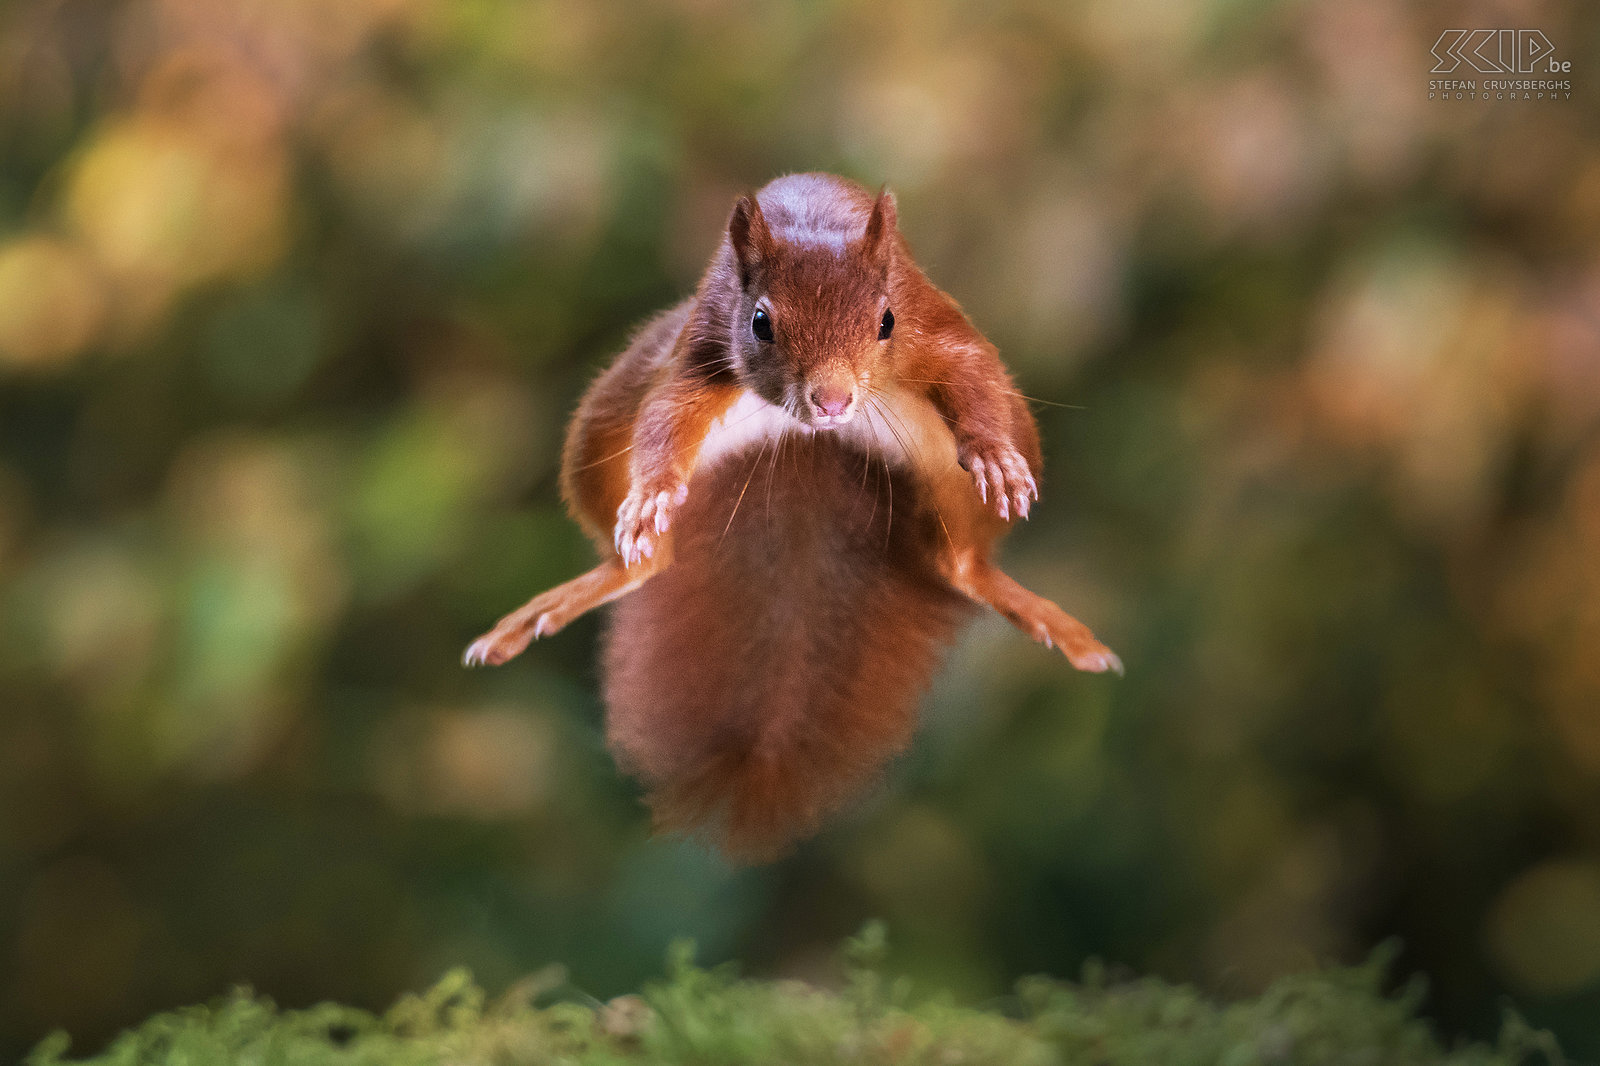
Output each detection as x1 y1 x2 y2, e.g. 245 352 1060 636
1430 30 1568 74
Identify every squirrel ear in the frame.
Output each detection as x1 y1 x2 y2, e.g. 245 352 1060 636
862 188 897 260
728 194 772 285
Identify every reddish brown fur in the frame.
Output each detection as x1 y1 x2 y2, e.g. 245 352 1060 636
464 172 1121 860
603 435 970 862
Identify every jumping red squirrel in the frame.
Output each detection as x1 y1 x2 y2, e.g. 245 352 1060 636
464 173 1120 860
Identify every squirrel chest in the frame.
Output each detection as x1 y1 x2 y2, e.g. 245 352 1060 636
696 386 959 480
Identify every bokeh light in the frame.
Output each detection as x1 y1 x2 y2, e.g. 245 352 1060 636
1 0 1598 1059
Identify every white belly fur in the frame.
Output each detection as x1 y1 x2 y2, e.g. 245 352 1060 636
695 387 958 477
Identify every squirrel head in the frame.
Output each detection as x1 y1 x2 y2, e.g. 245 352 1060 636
724 188 898 430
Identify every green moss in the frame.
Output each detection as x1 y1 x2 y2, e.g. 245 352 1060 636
28 928 1564 1066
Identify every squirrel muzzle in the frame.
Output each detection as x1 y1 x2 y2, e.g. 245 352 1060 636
805 366 859 429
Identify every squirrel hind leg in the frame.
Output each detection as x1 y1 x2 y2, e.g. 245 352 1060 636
463 557 661 668
953 559 1122 676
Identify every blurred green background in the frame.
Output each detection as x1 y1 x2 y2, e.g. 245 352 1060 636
2 0 1599 1059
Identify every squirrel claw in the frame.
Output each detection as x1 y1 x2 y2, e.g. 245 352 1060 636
1030 619 1122 676
462 611 558 668
962 443 1038 522
1059 638 1123 676
615 481 685 566
1070 647 1125 676
969 456 990 504
462 631 514 668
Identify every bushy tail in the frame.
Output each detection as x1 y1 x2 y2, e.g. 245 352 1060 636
602 434 971 862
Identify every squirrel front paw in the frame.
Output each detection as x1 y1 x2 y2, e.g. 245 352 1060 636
614 480 689 566
959 441 1039 521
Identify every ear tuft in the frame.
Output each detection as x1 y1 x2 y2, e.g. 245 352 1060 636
862 188 897 259
728 194 771 284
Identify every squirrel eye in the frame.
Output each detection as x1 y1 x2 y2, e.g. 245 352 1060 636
752 307 774 343
878 308 894 340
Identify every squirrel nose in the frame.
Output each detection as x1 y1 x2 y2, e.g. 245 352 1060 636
810 387 854 419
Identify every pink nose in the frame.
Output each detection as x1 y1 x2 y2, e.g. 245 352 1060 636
811 388 853 418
